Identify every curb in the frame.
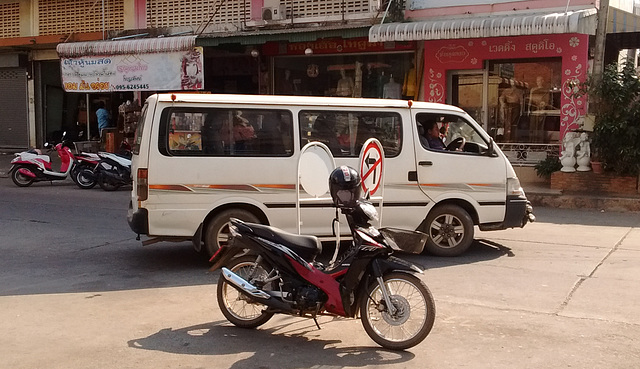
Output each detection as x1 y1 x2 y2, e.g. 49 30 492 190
528 191 640 212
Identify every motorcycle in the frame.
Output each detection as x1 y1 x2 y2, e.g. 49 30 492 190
10 133 76 187
95 151 132 191
210 166 436 350
71 151 101 189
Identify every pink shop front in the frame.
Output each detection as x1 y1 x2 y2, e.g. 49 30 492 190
423 33 589 162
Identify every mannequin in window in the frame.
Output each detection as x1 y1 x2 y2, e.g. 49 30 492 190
528 76 550 142
336 69 354 97
498 81 523 142
383 74 401 99
281 69 296 95
362 63 378 98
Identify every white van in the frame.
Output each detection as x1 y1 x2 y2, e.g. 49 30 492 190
128 93 534 258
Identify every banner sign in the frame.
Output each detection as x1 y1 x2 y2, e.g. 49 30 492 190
60 47 204 92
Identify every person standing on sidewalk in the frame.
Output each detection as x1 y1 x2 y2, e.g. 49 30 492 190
96 101 111 137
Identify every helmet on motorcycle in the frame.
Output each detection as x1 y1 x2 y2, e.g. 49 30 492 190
329 165 362 208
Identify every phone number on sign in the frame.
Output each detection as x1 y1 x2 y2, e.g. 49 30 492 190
113 84 150 90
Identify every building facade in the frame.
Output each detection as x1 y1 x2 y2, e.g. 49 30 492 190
2 0 640 154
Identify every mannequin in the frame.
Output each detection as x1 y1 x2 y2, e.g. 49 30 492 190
336 69 354 97
383 74 401 99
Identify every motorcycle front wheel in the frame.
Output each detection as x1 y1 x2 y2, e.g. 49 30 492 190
11 166 35 187
360 272 435 350
75 168 97 189
217 255 275 329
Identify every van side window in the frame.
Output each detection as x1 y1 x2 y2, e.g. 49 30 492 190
159 108 294 157
299 111 401 157
416 113 489 154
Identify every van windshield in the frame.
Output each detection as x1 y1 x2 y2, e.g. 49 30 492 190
132 102 148 155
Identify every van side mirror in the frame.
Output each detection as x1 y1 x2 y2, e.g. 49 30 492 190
487 137 496 157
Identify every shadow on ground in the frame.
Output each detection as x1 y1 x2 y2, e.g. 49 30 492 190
128 319 414 368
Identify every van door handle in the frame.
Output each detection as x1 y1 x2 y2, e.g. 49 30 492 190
419 161 433 166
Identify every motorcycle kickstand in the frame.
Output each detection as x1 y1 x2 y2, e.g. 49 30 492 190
312 302 322 330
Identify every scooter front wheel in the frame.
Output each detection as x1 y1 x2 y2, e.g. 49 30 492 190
75 168 97 189
217 255 274 329
360 272 435 350
11 166 35 187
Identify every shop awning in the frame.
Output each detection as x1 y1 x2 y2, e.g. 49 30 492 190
56 35 197 57
196 25 370 46
608 7 640 33
368 8 598 43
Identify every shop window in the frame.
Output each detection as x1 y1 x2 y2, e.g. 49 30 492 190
275 52 415 99
488 59 562 144
299 110 402 157
160 107 293 157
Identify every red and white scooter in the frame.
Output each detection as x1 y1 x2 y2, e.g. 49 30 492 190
9 133 76 187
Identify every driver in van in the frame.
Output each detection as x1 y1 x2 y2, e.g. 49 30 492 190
420 119 446 150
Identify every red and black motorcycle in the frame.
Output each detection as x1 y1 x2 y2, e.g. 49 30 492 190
210 166 436 350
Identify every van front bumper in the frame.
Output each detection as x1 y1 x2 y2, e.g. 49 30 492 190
504 195 535 228
127 201 149 235
480 195 535 231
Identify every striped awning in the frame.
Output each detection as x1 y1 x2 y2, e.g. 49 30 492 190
56 35 197 57
369 8 597 43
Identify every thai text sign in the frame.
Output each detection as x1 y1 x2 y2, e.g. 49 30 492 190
60 47 204 92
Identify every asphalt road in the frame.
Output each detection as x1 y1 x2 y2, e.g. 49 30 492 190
0 177 639 369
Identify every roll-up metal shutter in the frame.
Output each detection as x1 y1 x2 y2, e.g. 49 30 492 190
0 68 29 148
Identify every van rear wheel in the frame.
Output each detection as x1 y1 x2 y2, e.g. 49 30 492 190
203 209 260 259
423 204 474 257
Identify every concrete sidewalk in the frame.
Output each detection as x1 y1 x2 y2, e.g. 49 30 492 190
1 149 638 212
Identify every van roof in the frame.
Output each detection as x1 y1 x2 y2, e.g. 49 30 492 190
153 93 465 112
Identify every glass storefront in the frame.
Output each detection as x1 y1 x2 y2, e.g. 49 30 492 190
451 58 562 144
273 52 415 99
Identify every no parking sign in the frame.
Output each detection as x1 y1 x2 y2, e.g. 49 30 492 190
358 138 385 197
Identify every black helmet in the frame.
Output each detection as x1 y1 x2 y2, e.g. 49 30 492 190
329 166 362 208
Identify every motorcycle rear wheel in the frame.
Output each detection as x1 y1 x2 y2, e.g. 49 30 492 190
217 256 275 328
11 166 35 187
360 272 435 350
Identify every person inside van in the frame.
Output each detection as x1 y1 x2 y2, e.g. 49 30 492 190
420 119 446 150
201 112 224 155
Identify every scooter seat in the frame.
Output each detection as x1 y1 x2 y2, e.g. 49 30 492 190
241 222 322 262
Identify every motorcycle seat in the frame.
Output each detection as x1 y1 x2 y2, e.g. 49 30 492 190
242 222 322 262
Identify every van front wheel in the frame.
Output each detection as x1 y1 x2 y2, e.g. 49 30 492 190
203 209 260 259
423 204 474 257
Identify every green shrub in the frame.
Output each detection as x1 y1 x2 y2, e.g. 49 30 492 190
534 155 562 179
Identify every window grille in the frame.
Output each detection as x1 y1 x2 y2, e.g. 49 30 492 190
0 2 20 38
146 0 251 28
38 0 124 36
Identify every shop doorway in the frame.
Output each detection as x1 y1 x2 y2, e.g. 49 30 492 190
449 70 489 130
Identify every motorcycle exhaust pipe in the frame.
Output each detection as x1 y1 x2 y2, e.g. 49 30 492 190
220 267 294 313
221 267 271 299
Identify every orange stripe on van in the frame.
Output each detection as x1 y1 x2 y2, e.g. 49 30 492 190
189 184 259 191
253 184 297 190
149 184 192 192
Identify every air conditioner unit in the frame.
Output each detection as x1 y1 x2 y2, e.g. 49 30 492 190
262 0 286 21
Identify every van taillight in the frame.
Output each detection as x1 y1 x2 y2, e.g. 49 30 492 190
137 168 148 201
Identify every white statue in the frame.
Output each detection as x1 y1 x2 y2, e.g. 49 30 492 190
576 132 591 171
560 131 579 172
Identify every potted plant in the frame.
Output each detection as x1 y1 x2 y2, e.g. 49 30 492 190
534 155 562 180
585 62 640 177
